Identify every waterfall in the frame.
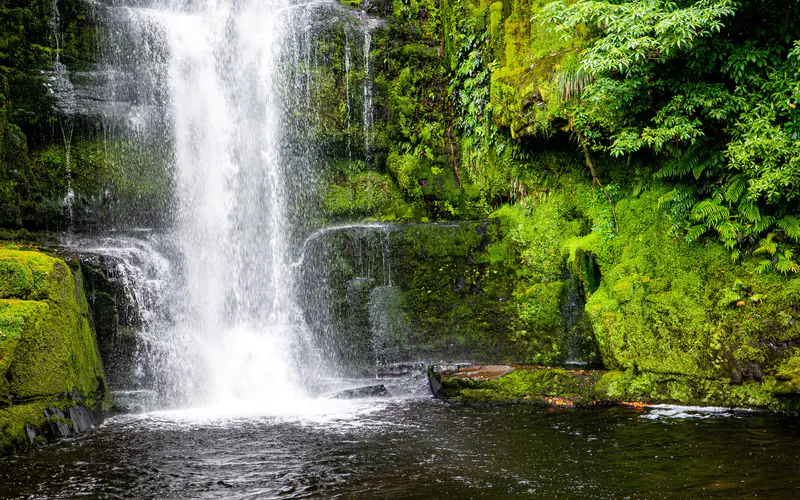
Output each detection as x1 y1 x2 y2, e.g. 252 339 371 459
98 0 350 407
71 0 379 409
64 234 176 398
363 27 372 162
159 0 298 404
344 30 352 163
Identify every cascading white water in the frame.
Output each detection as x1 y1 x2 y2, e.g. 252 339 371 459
160 0 301 405
363 28 372 161
74 0 385 411
106 0 325 407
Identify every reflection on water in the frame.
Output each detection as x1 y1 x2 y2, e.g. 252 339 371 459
2 398 800 498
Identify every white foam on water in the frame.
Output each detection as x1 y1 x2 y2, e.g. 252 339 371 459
641 404 754 420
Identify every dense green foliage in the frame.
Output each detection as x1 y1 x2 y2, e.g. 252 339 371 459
539 0 800 266
334 0 800 279
316 0 800 408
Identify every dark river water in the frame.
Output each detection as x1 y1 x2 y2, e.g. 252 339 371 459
2 397 799 498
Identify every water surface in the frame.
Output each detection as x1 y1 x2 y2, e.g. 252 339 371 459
2 398 799 498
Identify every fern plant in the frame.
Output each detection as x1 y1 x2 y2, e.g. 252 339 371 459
553 67 595 105
755 235 800 275
653 142 800 272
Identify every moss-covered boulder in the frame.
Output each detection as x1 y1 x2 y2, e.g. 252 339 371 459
429 364 602 405
0 245 108 454
431 364 800 410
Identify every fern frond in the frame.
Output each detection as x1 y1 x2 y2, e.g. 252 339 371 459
777 216 800 242
754 233 777 256
717 220 743 245
656 143 702 179
692 159 708 180
754 215 775 233
657 185 696 210
657 191 675 210
738 199 760 223
776 250 800 274
756 259 775 274
685 224 708 242
692 199 730 225
724 175 747 204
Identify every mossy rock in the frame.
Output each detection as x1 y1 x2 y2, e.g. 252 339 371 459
0 398 104 455
430 364 602 405
575 190 800 386
430 365 800 410
0 246 107 453
593 370 800 411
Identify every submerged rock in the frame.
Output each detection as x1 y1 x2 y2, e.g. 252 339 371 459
330 384 390 399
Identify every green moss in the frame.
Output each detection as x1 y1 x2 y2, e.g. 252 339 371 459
322 171 415 221
434 366 800 410
0 246 107 452
388 221 516 361
0 396 101 454
511 282 565 363
438 366 601 404
0 248 106 404
571 189 800 387
483 0 589 138
0 400 50 453
593 370 795 410
0 248 69 301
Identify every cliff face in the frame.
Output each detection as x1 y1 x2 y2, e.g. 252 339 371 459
316 0 800 408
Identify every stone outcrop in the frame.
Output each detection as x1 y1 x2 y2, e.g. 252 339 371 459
0 245 109 454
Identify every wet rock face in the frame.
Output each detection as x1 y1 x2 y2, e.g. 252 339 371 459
24 404 104 445
376 362 426 378
330 384 390 399
298 221 576 374
79 254 143 390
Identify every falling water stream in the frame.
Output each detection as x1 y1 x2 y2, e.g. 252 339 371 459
96 0 353 408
